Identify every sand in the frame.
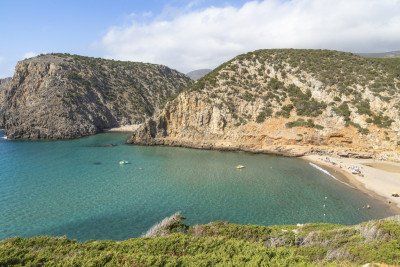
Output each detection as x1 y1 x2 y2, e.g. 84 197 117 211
104 125 140 132
304 155 400 213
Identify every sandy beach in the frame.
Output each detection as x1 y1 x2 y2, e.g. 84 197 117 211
304 155 400 213
104 124 140 133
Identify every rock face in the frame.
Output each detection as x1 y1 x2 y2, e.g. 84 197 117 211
2 54 191 139
186 69 212 80
0 77 11 128
0 77 11 89
129 49 400 157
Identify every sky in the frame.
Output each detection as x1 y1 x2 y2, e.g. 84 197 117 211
1 0 400 78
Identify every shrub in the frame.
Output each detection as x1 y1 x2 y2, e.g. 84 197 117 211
287 85 326 117
2 216 400 265
276 104 293 118
355 100 372 116
286 119 324 129
333 102 351 122
268 78 285 91
242 91 255 102
372 113 394 128
348 122 370 135
256 112 267 123
256 107 273 123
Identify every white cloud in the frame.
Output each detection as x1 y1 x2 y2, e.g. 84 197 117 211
22 51 38 59
100 0 400 72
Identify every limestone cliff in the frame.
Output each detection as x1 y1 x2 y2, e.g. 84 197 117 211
2 54 191 139
0 77 11 128
129 49 400 158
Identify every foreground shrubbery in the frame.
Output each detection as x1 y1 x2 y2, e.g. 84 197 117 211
1 216 400 266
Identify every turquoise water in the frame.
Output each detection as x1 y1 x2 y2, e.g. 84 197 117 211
0 130 393 241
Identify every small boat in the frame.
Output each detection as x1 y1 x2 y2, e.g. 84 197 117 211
119 160 129 165
236 165 245 169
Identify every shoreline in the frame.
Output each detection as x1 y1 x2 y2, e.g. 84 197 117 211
4 127 400 215
130 138 400 214
303 155 400 214
104 124 140 133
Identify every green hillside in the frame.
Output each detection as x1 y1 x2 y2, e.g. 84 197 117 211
2 215 400 266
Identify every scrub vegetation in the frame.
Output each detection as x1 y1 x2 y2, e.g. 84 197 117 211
1 215 400 266
191 49 400 132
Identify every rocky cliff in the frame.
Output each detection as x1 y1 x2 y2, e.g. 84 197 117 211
129 49 400 157
2 54 191 139
0 77 11 89
0 77 11 128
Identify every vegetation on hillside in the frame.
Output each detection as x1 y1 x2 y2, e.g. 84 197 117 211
190 49 400 133
45 53 192 114
1 215 400 266
3 53 192 139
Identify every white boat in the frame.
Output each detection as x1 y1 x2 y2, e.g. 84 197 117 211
119 160 129 165
236 165 245 169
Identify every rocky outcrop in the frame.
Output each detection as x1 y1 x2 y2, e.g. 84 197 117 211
0 77 11 89
0 77 11 128
129 49 400 157
2 54 191 139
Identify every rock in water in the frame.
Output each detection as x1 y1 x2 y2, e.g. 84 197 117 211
2 54 192 139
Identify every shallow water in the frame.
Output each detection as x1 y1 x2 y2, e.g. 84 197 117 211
0 131 393 241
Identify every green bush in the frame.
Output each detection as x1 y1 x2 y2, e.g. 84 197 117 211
287 85 326 117
286 118 324 129
355 100 372 116
242 91 255 102
333 102 351 122
348 122 370 135
256 107 273 123
372 113 394 128
2 218 400 266
276 104 294 118
268 78 285 91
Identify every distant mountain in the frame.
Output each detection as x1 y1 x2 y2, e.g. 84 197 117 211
1 54 192 139
186 69 212 80
130 49 400 157
358 50 400 58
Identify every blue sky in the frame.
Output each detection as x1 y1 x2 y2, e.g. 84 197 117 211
1 0 400 78
0 0 246 77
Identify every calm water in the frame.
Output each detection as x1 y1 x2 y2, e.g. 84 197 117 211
0 130 393 241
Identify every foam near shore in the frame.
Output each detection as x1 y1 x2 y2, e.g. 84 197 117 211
304 155 400 212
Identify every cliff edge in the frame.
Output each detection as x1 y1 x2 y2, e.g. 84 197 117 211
2 54 191 139
129 49 400 158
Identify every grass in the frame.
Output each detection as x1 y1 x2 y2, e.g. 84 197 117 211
1 215 400 266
